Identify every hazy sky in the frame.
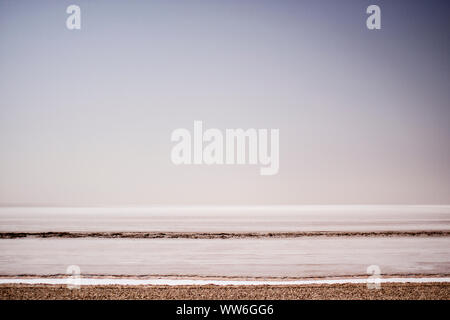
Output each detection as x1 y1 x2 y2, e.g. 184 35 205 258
0 0 449 205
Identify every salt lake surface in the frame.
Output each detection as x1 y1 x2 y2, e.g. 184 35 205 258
1 206 449 278
0 237 449 277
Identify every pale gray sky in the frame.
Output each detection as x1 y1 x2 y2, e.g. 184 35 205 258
0 0 449 205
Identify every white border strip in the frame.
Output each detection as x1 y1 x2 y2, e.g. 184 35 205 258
0 277 449 286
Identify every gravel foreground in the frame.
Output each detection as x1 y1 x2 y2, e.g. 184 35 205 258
1 283 449 300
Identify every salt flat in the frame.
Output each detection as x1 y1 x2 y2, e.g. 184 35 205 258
0 237 449 278
1 206 448 279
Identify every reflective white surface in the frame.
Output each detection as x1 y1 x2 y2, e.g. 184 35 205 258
1 237 449 277
0 277 449 286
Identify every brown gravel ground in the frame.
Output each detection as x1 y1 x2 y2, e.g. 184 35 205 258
1 283 449 300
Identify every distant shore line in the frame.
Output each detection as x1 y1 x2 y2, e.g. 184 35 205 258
1 230 449 239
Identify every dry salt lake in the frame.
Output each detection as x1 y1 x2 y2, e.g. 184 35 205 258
0 206 449 283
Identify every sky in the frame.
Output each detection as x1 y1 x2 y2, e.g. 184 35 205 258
0 0 449 206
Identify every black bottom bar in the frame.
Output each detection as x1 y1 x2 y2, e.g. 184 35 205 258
1 300 448 319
